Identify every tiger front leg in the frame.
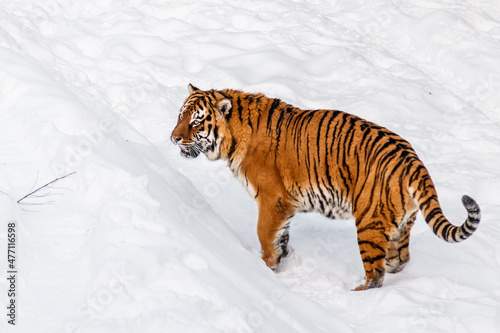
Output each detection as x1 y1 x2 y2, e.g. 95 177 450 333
256 195 295 270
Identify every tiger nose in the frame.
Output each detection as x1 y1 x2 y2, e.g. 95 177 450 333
171 135 182 144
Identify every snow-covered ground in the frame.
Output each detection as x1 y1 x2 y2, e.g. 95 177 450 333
1 1 500 332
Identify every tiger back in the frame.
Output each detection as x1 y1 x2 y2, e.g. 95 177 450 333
170 84 481 290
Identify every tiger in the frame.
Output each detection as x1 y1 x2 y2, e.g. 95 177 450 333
170 84 481 290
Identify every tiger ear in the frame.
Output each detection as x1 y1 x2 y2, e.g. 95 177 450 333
217 98 232 116
188 84 200 94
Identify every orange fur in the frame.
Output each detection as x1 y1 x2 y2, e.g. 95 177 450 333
171 85 481 290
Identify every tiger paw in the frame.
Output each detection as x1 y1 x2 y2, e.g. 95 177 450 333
352 284 366 291
262 252 280 271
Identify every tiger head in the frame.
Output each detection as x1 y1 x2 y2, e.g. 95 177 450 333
170 84 232 160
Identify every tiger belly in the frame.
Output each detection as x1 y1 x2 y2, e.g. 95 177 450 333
292 185 353 220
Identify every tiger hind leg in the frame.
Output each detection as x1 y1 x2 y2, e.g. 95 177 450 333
353 217 390 291
386 213 416 274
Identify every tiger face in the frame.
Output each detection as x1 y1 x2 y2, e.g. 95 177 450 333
170 84 231 160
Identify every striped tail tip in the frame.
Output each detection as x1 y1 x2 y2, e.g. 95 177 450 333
453 195 481 242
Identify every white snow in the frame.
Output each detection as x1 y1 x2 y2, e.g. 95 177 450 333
1 0 500 332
